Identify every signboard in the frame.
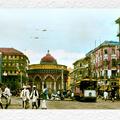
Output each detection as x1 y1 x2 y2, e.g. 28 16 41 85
84 90 96 97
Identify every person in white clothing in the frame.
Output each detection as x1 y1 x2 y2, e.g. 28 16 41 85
0 87 3 109
103 90 108 101
20 85 30 109
30 85 39 109
3 85 12 109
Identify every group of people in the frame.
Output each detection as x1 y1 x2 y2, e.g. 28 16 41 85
103 88 116 102
20 85 41 109
20 85 48 109
0 85 12 109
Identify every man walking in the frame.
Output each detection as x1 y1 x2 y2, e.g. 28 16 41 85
103 90 108 101
3 85 12 109
30 85 39 109
41 85 48 109
20 85 30 109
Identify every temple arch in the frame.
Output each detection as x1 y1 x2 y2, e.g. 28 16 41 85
33 75 42 92
44 75 55 92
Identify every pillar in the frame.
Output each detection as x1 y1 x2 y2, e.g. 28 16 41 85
54 81 56 92
61 68 64 90
42 81 44 90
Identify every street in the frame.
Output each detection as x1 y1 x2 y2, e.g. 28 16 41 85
2 96 120 109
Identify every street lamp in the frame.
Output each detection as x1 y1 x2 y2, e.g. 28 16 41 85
16 63 22 88
61 66 64 91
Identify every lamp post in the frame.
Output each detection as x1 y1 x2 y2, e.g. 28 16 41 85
61 66 64 91
16 63 22 88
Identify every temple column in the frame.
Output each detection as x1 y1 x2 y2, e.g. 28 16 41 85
54 81 56 92
61 67 64 90
42 81 44 90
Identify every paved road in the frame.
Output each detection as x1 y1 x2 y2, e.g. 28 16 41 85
1 96 120 109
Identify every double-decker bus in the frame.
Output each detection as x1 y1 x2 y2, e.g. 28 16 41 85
74 79 97 102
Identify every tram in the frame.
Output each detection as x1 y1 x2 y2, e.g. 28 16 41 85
74 79 97 102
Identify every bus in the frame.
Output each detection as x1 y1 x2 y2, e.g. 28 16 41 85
74 79 97 102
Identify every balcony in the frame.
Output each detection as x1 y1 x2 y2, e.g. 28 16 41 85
111 54 117 59
104 55 108 60
117 59 120 65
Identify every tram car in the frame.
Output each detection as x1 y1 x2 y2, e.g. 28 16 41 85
74 79 97 102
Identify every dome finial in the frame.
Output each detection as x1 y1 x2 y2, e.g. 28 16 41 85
47 50 50 54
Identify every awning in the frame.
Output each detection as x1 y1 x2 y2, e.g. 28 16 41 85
99 85 111 91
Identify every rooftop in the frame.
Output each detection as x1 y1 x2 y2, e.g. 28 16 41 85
0 48 24 55
40 50 57 65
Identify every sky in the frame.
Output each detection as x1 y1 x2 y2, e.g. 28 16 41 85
0 8 120 68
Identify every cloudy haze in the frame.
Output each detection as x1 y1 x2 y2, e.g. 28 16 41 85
0 9 120 68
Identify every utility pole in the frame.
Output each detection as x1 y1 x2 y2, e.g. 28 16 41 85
61 66 64 91
16 63 22 88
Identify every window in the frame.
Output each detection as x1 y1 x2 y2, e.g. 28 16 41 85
9 56 11 59
4 56 7 59
4 63 6 66
111 70 117 78
112 59 116 67
104 70 108 78
104 49 108 54
112 49 115 54
17 56 19 59
104 60 108 66
13 56 15 59
80 63 82 67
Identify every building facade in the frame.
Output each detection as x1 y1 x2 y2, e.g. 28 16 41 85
27 51 69 93
115 18 120 78
70 56 90 93
72 41 120 95
73 56 90 81
0 48 29 91
86 41 120 94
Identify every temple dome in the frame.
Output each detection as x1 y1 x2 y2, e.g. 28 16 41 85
40 50 57 65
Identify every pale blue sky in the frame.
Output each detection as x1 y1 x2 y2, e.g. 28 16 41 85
0 9 120 68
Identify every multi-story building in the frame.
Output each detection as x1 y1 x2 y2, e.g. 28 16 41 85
72 41 120 95
73 56 90 81
0 48 29 91
115 18 120 78
86 41 120 94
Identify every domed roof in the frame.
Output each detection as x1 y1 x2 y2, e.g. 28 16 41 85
40 50 57 65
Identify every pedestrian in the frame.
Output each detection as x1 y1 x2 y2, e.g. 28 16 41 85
20 85 27 108
111 87 115 102
20 85 30 109
3 85 12 109
37 93 41 108
41 85 48 109
25 85 30 109
42 85 48 100
103 90 108 101
71 92 74 101
30 85 39 109
0 86 3 109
